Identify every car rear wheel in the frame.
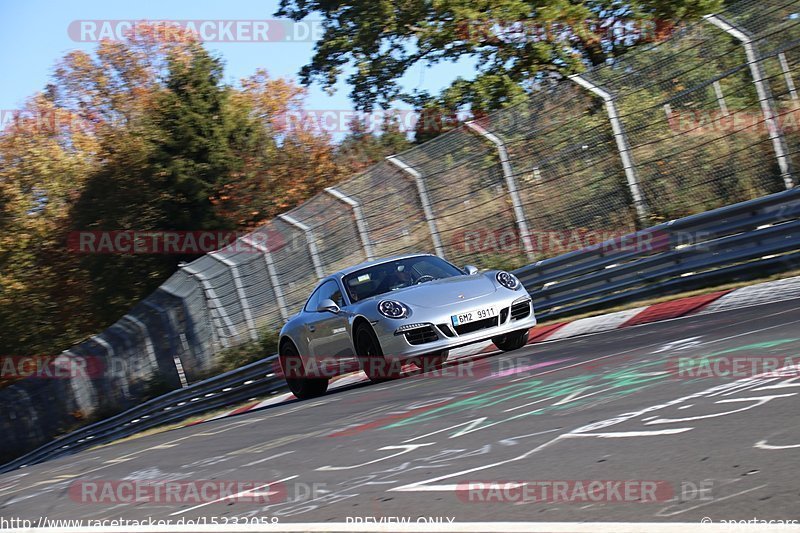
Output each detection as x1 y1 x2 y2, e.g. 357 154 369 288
280 341 329 400
355 323 401 382
492 329 530 352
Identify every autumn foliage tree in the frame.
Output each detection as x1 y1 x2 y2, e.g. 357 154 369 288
0 26 348 356
0 98 100 355
211 69 341 229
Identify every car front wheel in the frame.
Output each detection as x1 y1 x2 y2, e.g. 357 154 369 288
355 323 402 382
492 329 530 352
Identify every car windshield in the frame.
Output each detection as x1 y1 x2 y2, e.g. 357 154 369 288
343 256 464 302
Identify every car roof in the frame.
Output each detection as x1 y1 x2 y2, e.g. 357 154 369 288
332 253 436 278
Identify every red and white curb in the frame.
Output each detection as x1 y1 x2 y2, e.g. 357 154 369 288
182 276 800 427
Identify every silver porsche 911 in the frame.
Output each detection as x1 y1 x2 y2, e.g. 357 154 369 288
277 253 536 399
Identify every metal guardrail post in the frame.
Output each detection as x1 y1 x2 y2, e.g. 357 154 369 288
463 121 537 262
91 335 132 398
324 187 375 260
704 14 794 189
277 213 325 279
778 52 798 101
156 283 220 363
209 253 259 341
386 155 445 257
242 234 289 322
569 74 651 225
90 335 115 361
62 349 96 415
179 264 237 349
142 298 190 387
121 315 159 373
712 80 729 115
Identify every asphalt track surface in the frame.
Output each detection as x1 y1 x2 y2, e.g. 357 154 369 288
2 299 800 527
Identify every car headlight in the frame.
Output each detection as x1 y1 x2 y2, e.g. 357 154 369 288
378 300 409 319
496 271 521 290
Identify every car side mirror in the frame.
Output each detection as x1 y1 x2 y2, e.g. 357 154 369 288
317 298 341 314
463 265 479 275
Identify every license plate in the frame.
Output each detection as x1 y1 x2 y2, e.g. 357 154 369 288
451 306 497 326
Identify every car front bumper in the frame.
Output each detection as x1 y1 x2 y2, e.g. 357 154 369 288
373 296 537 362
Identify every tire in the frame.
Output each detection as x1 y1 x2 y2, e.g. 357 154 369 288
412 350 449 373
280 341 328 400
492 329 530 352
355 323 402 382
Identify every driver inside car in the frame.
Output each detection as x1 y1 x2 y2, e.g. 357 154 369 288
378 264 413 293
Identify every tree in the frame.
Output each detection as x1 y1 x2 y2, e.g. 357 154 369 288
0 97 100 356
336 113 413 174
67 34 257 320
210 69 341 229
0 25 351 358
276 0 722 114
146 41 236 230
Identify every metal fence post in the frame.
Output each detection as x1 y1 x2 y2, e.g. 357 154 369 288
63 349 96 416
90 335 130 398
463 121 536 261
704 14 794 189
324 187 375 260
778 52 798 101
569 74 651 225
209 253 259 341
277 214 325 280
386 155 445 257
179 264 237 348
143 297 190 387
122 315 159 372
712 80 729 115
241 235 289 322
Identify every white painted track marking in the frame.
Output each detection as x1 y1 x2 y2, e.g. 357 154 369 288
168 475 298 516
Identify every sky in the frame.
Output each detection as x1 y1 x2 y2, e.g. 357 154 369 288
0 0 476 139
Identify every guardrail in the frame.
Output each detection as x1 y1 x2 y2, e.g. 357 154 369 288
3 187 800 475
516 187 800 319
0 356 285 475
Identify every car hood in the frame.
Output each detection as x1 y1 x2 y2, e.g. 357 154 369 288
375 275 498 309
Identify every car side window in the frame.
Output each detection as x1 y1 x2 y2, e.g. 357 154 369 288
317 280 345 308
304 287 321 313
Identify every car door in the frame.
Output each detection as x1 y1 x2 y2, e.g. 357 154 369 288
305 280 357 376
